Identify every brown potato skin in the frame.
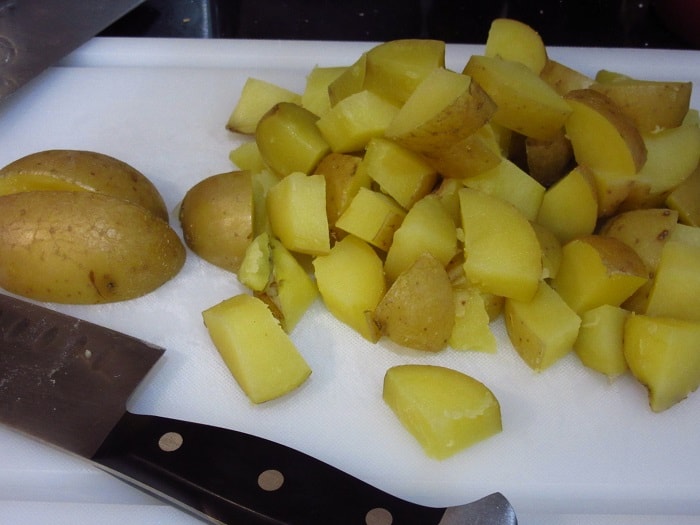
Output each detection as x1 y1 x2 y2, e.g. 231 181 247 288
179 171 254 273
0 150 169 221
0 191 185 304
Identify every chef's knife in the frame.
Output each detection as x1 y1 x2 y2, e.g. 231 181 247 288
0 293 518 524
0 0 144 102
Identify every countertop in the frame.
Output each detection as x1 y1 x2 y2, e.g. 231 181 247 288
101 0 700 50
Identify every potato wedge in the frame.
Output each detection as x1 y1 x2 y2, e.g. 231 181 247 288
227 77 302 135
485 18 547 73
574 304 629 378
667 163 700 226
0 191 185 304
645 240 700 322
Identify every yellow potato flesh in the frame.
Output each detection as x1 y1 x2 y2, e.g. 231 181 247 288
227 77 302 135
0 191 185 304
485 18 547 73
383 364 502 459
574 304 629 378
202 294 311 404
645 241 700 323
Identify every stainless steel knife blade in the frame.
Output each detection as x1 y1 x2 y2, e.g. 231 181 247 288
0 293 518 524
0 0 144 102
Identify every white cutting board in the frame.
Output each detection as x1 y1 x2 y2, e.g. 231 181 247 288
1 38 699 525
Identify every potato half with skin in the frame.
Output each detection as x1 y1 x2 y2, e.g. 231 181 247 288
0 149 169 221
179 170 254 273
0 191 185 304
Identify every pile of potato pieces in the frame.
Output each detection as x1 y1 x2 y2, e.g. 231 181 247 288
181 17 700 425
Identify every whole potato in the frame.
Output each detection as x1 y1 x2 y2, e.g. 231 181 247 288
0 191 185 304
179 170 254 273
0 150 169 221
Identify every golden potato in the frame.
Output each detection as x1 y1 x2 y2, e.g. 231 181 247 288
226 77 301 135
524 128 574 187
485 18 547 73
0 191 185 304
539 59 595 96
179 170 254 273
0 149 168 221
373 253 455 352
667 163 700 226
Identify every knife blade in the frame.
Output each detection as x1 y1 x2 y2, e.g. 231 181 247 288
0 293 518 524
0 0 144 102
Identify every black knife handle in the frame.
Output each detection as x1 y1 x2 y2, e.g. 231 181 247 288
92 412 447 524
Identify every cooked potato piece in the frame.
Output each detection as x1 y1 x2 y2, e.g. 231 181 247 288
383 364 502 459
574 304 629 378
373 253 455 352
450 285 497 352
0 191 185 304
250 169 280 236
179 170 254 273
227 78 301 135
302 66 345 117
564 89 647 176
0 149 168 221
551 235 648 314
505 281 581 371
316 90 399 153
485 18 547 73
539 59 595 96
384 194 458 283
667 164 700 226
229 141 267 173
645 241 700 322
266 172 330 256
669 223 700 246
524 128 574 187
256 102 330 176
362 137 437 209
202 294 311 404
531 222 563 280
624 314 700 412
423 124 503 179
238 232 272 292
364 39 445 106
588 169 637 218
328 53 367 106
600 208 679 272
459 187 542 302
463 157 545 221
463 55 572 140
313 152 368 230
385 67 496 157
591 75 692 132
536 166 598 243
313 235 386 342
446 254 505 321
334 187 406 251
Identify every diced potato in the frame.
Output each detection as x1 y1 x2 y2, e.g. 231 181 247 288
539 59 595 96
524 128 575 187
588 169 637 218
362 137 438 209
385 67 496 157
621 123 700 209
505 281 581 371
266 172 330 256
531 222 563 280
423 124 502 179
463 55 572 140
459 187 542 302
227 78 301 135
645 241 700 322
373 253 455 352
600 208 679 272
564 89 647 176
667 164 700 226
328 53 367 106
364 39 446 106
202 294 311 404
229 141 267 173
591 75 692 132
316 90 399 153
383 364 502 459
384 194 458 283
670 223 700 246
574 304 629 378
256 102 330 176
624 314 700 412
485 18 547 73
302 66 345 117
312 235 386 342
446 254 505 321
179 170 253 273
551 235 648 314
431 177 463 226
251 169 280 236
238 232 272 292
450 285 497 352
334 187 406 251
463 157 545 221
313 152 368 230
536 166 598 243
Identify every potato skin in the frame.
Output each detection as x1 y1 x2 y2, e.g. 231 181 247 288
0 150 169 221
0 191 185 304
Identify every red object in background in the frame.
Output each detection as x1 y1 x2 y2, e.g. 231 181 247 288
655 0 700 48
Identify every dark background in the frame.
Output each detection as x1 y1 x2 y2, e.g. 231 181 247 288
102 0 700 49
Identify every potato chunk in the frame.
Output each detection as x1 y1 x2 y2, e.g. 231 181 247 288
645 241 700 323
203 294 311 404
624 314 700 412
485 18 547 73
227 77 301 135
574 304 629 378
373 253 454 352
383 364 502 459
